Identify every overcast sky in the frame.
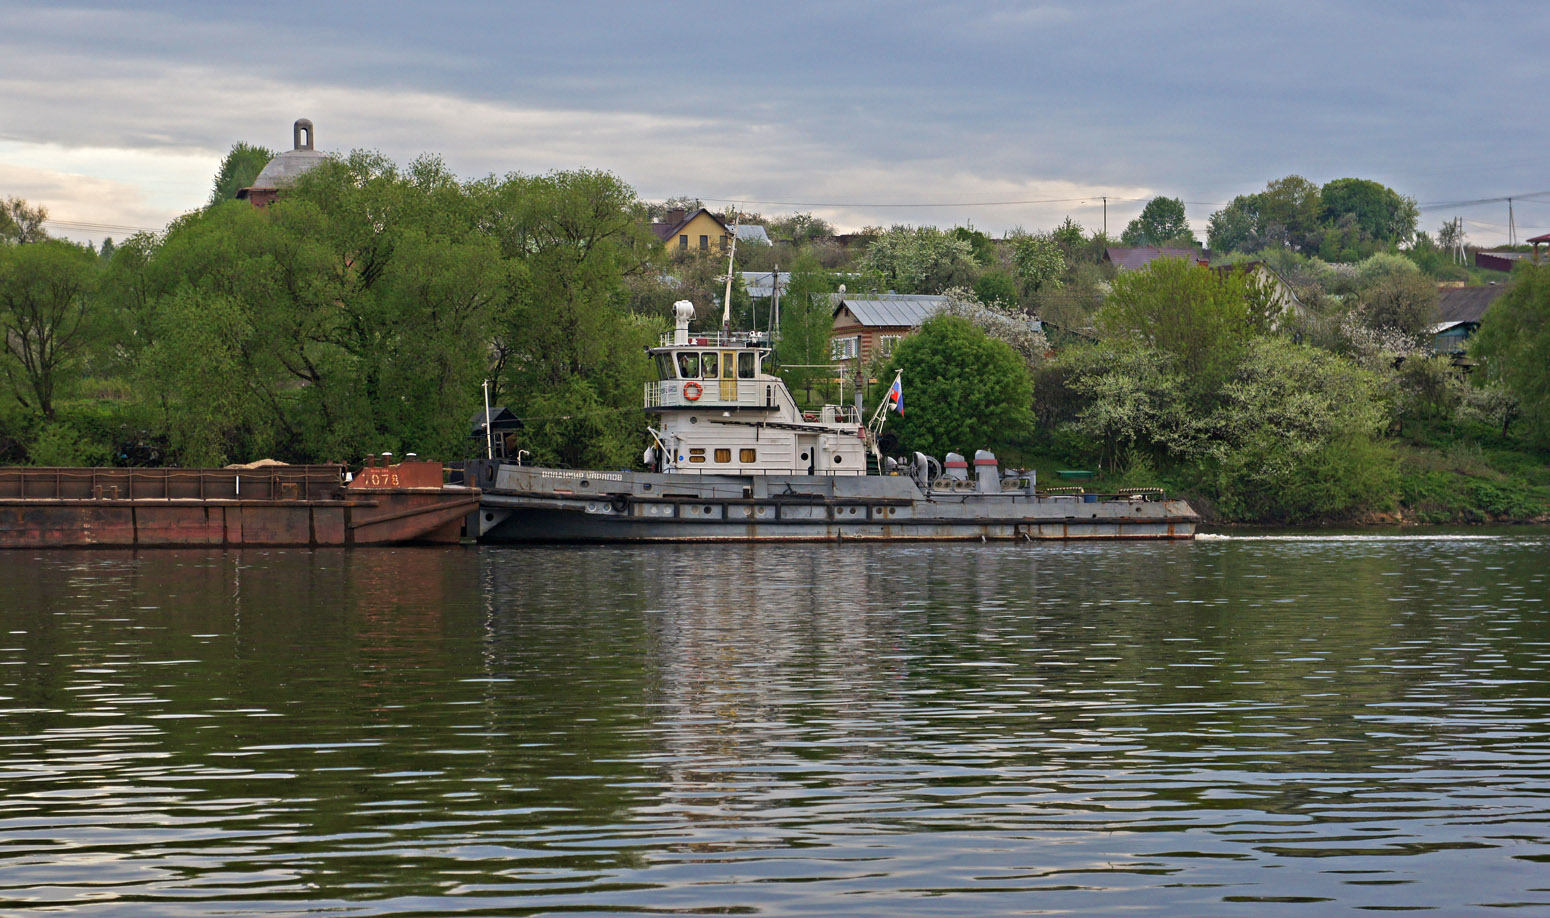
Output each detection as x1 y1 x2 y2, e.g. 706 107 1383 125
4 0 1547 247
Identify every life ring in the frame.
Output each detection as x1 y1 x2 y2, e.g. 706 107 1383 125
684 381 703 401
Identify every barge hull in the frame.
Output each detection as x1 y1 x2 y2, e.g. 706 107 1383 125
0 465 478 548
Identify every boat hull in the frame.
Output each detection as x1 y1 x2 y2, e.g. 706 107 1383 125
467 461 1197 543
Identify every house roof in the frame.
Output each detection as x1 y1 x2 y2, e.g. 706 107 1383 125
1437 284 1508 325
1104 246 1210 271
832 293 949 328
649 207 732 242
735 225 770 244
1527 233 1550 244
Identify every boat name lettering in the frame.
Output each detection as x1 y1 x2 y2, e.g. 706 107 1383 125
540 470 623 482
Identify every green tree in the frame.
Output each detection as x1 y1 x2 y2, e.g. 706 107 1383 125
972 270 1018 308
877 314 1034 459
1206 336 1396 521
0 239 101 417
208 142 277 205
1352 271 1438 347
858 225 977 294
1095 255 1261 385
1120 196 1196 246
1471 265 1550 445
766 212 833 245
1007 231 1066 300
775 252 839 403
1 197 49 244
1053 340 1193 470
1321 177 1418 248
952 225 996 266
1206 175 1323 254
485 168 663 467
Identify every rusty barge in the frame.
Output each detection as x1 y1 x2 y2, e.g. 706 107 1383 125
0 458 479 549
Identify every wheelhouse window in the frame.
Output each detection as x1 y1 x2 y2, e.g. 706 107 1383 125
676 352 699 378
656 354 676 379
700 352 718 379
738 351 756 378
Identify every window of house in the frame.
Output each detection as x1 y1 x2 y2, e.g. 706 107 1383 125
679 235 689 250
714 448 731 463
830 336 860 360
689 448 706 463
877 335 902 358
699 235 709 251
740 448 756 463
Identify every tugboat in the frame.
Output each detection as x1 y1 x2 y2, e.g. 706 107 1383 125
467 299 1197 543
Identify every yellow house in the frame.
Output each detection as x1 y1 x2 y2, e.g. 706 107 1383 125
651 207 733 255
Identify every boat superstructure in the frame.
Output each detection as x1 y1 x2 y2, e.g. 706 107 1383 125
468 300 1197 542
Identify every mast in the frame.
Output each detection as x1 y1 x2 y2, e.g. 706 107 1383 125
722 207 740 334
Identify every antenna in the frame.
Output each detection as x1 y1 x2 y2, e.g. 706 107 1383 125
721 207 740 333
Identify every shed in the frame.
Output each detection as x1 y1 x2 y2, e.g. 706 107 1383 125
830 293 949 365
1431 284 1508 355
469 406 524 458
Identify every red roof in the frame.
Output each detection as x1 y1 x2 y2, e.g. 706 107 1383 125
1528 233 1550 244
1103 246 1210 271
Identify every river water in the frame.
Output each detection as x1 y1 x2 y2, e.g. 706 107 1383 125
2 533 1548 916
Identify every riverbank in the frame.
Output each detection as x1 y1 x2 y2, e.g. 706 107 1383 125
1022 429 1550 527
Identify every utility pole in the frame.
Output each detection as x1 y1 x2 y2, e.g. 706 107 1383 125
771 264 781 340
1508 198 1517 246
1102 196 1107 239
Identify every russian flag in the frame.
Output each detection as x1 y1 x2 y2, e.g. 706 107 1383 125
886 376 903 415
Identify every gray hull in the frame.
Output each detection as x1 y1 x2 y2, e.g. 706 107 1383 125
466 461 1197 543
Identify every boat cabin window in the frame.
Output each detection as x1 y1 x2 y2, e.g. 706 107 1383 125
656 354 676 379
676 352 699 378
700 352 718 379
721 351 736 380
738 351 756 379
714 448 731 463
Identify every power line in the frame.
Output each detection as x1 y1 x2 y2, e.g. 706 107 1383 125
702 194 1150 210
43 218 163 234
1417 190 1550 210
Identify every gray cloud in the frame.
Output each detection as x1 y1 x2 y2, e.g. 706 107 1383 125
3 0 1546 243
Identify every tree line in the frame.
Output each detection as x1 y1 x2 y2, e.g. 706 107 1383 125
2 150 1546 523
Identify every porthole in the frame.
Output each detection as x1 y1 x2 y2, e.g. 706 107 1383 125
833 455 843 464
800 451 809 461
